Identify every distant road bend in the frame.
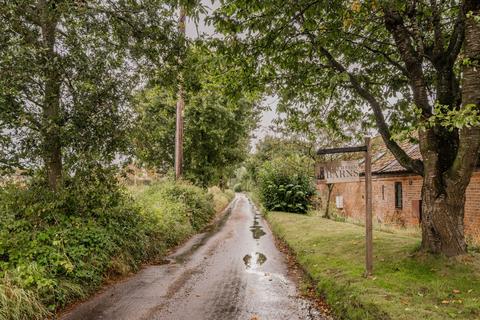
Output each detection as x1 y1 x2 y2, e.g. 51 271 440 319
61 194 326 320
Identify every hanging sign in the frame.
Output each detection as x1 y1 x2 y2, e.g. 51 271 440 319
316 160 360 183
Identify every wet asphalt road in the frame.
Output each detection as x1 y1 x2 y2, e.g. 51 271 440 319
61 194 325 320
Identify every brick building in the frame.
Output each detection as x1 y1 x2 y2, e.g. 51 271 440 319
316 138 480 243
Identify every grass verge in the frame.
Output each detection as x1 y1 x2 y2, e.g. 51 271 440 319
266 211 480 320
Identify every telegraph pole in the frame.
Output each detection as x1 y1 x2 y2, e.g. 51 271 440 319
175 7 186 179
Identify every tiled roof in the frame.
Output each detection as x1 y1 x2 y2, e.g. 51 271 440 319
357 136 420 175
372 139 420 174
325 136 479 177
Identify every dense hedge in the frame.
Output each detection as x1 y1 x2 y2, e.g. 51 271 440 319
258 156 316 214
0 174 224 320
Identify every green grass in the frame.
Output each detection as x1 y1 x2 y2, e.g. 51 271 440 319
266 211 480 320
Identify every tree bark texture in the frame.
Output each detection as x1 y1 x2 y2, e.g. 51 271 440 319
40 0 63 191
420 0 480 256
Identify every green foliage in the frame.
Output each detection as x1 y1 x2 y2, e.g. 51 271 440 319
212 0 469 137
233 183 243 192
0 174 222 319
257 156 316 214
132 45 261 187
0 275 49 320
245 136 317 186
0 0 180 181
135 180 215 232
208 186 235 212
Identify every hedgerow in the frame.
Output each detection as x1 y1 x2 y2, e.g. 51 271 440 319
0 171 223 320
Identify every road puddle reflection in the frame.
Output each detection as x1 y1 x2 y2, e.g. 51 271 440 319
243 252 267 269
250 214 266 239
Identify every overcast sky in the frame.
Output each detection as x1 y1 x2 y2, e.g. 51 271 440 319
184 1 276 150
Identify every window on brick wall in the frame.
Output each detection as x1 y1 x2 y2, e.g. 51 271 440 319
395 182 403 209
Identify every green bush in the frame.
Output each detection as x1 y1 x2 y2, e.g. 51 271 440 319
257 156 316 214
0 173 217 319
207 186 234 212
134 180 215 236
233 183 242 192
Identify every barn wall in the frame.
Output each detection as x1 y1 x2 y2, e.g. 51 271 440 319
317 171 480 242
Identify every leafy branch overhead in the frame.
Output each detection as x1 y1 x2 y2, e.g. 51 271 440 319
214 0 480 256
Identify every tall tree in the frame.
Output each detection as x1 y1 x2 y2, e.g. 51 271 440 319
215 0 480 256
0 0 180 190
132 45 261 186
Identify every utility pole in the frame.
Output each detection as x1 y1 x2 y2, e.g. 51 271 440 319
175 7 186 179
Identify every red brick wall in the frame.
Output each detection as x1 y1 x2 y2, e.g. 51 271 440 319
317 171 480 241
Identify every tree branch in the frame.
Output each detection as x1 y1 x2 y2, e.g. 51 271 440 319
319 47 424 175
446 4 466 65
447 0 480 187
383 6 432 117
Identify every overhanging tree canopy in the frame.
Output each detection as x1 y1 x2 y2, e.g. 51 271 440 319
214 0 480 256
131 45 261 186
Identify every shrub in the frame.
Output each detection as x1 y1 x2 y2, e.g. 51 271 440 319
0 169 158 316
233 183 242 192
147 180 215 231
257 156 316 214
0 173 218 319
134 180 215 239
208 186 234 212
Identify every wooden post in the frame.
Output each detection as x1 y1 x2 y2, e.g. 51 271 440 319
175 7 186 179
364 137 373 276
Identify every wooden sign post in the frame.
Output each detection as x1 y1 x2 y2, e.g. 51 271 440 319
317 137 373 277
364 137 373 276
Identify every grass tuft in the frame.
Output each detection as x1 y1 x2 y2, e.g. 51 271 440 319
0 275 50 320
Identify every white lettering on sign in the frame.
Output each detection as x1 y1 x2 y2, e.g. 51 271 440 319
316 160 360 183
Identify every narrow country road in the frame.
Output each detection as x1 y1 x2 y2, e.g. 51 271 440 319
61 194 326 320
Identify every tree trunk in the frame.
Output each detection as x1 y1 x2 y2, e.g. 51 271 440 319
420 180 467 256
323 183 334 219
420 0 480 256
40 0 62 191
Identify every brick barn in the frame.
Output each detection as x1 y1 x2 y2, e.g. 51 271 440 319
316 138 480 243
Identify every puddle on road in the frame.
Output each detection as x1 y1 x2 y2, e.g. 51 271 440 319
249 214 266 239
243 252 267 269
